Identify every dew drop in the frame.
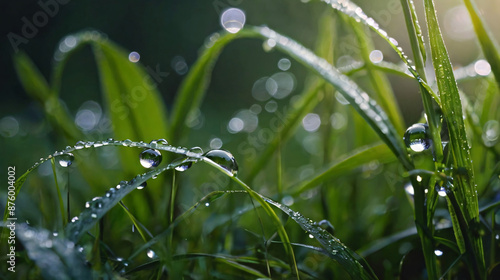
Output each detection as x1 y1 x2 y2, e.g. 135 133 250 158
308 234 314 239
71 216 79 223
137 181 147 190
75 141 85 149
139 149 162 168
147 249 156 259
58 153 74 167
128 51 140 63
434 249 443 256
91 213 97 219
172 157 193 172
404 123 431 152
205 202 210 207
203 150 238 176
220 8 245 33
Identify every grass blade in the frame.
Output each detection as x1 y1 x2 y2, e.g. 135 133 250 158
169 32 240 144
16 224 92 280
249 26 412 170
347 15 405 134
291 143 396 195
50 158 67 227
463 0 500 90
423 0 485 276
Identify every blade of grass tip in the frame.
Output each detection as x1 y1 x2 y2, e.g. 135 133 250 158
423 0 485 276
201 158 300 278
247 26 412 171
347 15 405 134
463 0 500 90
291 143 396 196
50 158 67 227
119 201 151 242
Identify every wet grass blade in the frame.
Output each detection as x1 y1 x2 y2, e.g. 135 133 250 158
262 195 377 279
246 26 412 170
347 16 405 134
15 224 92 280
463 0 500 89
423 0 485 276
291 143 395 195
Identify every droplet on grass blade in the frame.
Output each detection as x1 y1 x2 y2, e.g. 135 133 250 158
140 149 162 168
58 153 74 167
204 150 238 176
404 123 431 152
220 8 245 34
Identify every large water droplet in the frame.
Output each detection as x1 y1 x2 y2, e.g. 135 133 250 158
203 150 238 176
128 51 140 63
139 149 162 168
58 153 74 167
404 123 431 152
220 8 245 34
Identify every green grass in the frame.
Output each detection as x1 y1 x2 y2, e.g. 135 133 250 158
2 0 500 279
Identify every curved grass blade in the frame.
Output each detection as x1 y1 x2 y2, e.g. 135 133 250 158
290 143 396 195
347 15 405 134
245 81 324 181
201 159 375 279
463 0 500 90
423 0 485 276
245 26 411 170
317 0 440 107
15 223 91 280
261 196 377 279
169 32 240 144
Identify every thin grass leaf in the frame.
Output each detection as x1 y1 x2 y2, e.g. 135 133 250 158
347 15 405 134
423 0 485 276
291 143 395 195
245 81 324 181
119 201 152 242
245 26 412 171
169 32 240 144
50 158 67 227
13 52 82 140
317 0 441 107
261 196 377 279
15 223 92 280
463 0 500 90
200 158 377 279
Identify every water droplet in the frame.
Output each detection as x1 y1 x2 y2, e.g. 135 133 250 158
220 8 246 33
147 249 156 259
91 213 97 219
369 50 383 63
308 234 314 239
203 150 238 176
137 181 147 190
106 188 116 197
278 58 291 71
58 153 74 167
205 202 210 207
71 216 79 223
172 157 193 172
209 138 223 149
75 141 85 149
404 182 414 196
404 123 431 152
85 201 90 208
434 249 443 256
281 195 294 206
129 51 140 63
263 39 276 52
189 147 204 156
139 149 162 168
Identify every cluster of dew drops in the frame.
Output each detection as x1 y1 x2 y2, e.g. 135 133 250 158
403 123 448 197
